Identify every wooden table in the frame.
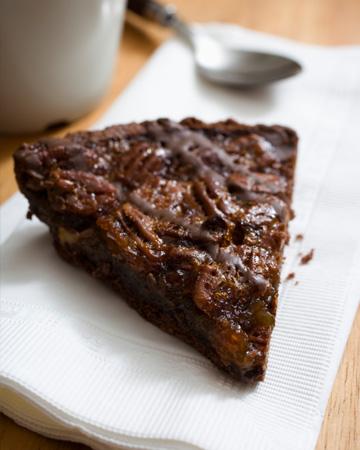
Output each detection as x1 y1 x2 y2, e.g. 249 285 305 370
0 1 359 449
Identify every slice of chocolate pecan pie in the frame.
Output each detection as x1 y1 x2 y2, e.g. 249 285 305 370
14 118 297 382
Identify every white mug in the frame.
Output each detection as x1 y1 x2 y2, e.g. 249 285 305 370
0 0 126 134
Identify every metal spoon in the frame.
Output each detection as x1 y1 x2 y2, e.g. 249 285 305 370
127 0 302 87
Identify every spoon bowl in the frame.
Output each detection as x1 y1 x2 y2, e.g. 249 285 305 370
193 34 302 86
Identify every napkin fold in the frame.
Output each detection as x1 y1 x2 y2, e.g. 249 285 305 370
1 24 360 450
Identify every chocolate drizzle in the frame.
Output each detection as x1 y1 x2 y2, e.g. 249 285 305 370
131 190 268 292
206 243 269 293
129 191 214 242
147 122 287 221
126 122 275 292
147 121 227 186
147 121 261 179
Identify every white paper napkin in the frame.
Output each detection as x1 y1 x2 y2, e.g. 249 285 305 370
1 24 360 450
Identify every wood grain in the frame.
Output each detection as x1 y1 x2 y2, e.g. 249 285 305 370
0 1 359 449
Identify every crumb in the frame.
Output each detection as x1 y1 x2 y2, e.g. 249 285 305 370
285 272 295 281
295 233 303 241
300 248 314 265
26 209 33 220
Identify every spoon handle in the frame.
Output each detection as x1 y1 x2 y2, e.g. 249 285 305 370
127 0 177 26
127 0 195 45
